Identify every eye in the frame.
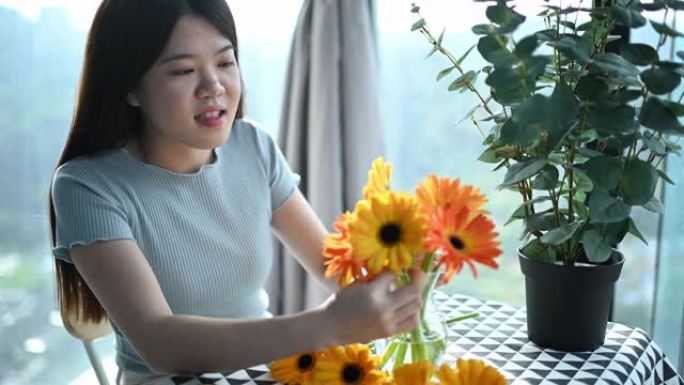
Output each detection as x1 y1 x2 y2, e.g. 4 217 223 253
218 61 235 68
171 68 194 76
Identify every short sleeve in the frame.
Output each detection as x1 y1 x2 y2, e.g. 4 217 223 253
51 166 134 263
250 123 300 212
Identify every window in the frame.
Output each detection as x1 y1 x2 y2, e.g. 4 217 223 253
376 0 682 367
375 0 558 306
0 1 301 383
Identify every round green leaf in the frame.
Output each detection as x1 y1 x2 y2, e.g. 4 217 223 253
588 189 631 223
527 212 562 232
618 89 643 103
472 24 496 35
641 132 668 155
486 5 511 24
642 195 664 213
500 119 538 146
651 20 684 37
621 43 659 65
478 35 513 66
588 105 636 134
610 5 647 28
665 100 684 116
411 18 426 31
593 53 640 78
486 66 528 104
502 158 548 186
532 165 560 189
640 67 681 95
521 239 557 263
548 35 592 63
620 159 657 205
639 97 684 134
603 220 630 245
448 71 478 92
541 221 583 245
584 156 624 191
572 168 595 193
576 74 609 100
514 35 539 58
628 218 648 244
582 229 613 263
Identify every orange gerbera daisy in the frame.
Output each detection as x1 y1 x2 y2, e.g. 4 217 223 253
415 175 487 218
363 157 393 199
436 358 506 385
323 211 366 286
270 352 320 385
389 360 438 385
314 344 387 385
425 205 502 283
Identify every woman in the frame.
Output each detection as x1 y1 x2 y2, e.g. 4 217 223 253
49 0 424 383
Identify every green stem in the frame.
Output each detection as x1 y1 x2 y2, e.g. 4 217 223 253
420 253 435 273
380 341 398 368
445 312 480 325
393 336 408 369
410 327 427 361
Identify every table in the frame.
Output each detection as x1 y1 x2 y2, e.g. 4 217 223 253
169 292 684 385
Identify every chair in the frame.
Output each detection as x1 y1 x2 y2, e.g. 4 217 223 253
61 308 113 385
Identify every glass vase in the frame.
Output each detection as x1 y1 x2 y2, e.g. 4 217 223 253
375 271 448 369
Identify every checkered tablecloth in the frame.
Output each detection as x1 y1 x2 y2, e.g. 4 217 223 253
170 292 684 385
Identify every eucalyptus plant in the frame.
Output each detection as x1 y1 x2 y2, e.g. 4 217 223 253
411 0 684 265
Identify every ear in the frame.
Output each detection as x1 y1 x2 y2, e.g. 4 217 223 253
126 92 141 107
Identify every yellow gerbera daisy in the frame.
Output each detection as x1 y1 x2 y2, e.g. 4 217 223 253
323 211 367 287
436 358 506 385
270 352 320 385
314 344 387 385
415 175 487 218
363 157 393 199
348 191 426 274
389 360 438 385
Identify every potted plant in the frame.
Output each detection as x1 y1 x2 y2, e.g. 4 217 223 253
411 0 683 351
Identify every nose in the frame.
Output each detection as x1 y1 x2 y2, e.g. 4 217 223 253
196 71 225 99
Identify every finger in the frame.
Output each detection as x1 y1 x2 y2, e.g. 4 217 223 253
388 281 421 306
393 297 422 320
393 312 420 334
408 267 425 285
369 270 396 290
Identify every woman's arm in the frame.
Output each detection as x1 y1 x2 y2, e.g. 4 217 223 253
270 190 338 294
70 239 423 374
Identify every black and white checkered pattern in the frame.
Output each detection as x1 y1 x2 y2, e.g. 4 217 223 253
169 293 684 385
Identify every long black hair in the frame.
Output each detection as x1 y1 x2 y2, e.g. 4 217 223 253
50 0 244 322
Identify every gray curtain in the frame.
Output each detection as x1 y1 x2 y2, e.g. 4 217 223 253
267 0 383 315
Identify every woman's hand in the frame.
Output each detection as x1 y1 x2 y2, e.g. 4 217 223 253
321 268 425 346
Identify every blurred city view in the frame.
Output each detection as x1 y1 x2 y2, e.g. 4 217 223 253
0 1 682 384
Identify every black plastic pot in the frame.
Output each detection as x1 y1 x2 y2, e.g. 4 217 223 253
518 249 624 351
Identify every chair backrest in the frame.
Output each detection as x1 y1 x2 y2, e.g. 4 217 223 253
61 308 113 385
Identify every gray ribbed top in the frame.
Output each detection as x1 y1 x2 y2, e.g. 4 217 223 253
51 119 299 373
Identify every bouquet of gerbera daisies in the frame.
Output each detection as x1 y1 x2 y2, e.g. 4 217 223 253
322 157 502 367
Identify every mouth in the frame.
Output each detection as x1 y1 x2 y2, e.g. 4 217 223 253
194 110 227 121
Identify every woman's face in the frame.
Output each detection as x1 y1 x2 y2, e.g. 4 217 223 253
129 14 241 152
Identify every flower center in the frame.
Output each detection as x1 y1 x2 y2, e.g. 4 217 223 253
379 223 402 245
449 236 465 250
342 364 363 383
297 354 314 371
